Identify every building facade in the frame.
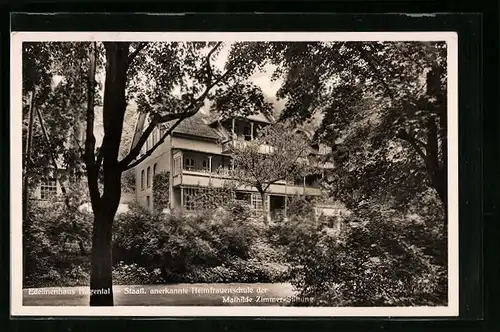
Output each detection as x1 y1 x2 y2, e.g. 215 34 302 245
29 170 134 214
132 112 333 218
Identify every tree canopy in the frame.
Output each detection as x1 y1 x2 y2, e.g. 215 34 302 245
226 41 448 211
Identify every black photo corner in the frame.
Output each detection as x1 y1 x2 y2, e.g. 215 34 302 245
0 1 498 332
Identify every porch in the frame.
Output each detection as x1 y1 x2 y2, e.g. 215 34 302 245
173 187 295 220
171 149 324 213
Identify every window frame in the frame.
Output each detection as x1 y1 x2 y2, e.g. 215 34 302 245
184 157 195 171
40 177 57 200
146 166 151 188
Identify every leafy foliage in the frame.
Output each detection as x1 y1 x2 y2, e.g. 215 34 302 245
274 204 447 306
152 172 170 212
286 195 316 219
24 197 93 287
230 122 314 220
112 202 285 283
227 41 448 210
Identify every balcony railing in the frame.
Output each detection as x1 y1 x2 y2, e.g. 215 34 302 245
173 169 323 196
222 138 274 154
181 167 233 178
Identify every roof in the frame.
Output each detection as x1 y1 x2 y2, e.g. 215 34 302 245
245 112 274 124
207 111 275 125
164 112 221 141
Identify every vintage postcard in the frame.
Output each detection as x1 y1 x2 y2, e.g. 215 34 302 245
10 31 458 317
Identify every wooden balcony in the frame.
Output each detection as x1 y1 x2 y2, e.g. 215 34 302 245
221 138 274 154
172 168 322 196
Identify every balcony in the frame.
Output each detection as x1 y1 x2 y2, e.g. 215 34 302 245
221 138 273 154
172 167 322 196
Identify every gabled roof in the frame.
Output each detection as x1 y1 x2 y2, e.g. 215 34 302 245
129 112 223 153
163 112 221 141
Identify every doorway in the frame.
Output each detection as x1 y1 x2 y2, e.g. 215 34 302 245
269 195 286 220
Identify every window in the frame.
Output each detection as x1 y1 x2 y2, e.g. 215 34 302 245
253 125 260 138
174 155 182 175
202 158 210 171
184 187 197 210
40 178 57 200
153 163 157 176
235 192 251 204
146 167 151 188
184 157 195 170
146 196 150 209
251 193 267 213
152 129 157 146
243 126 251 141
141 170 145 190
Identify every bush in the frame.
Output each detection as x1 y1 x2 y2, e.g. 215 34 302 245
112 201 274 283
281 208 447 307
24 201 92 287
112 262 163 285
286 195 316 219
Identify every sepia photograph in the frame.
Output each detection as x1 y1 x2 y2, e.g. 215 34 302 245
10 32 458 316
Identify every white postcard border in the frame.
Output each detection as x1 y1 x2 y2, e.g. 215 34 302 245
10 31 459 317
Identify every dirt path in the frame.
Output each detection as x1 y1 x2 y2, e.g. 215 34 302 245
23 283 296 306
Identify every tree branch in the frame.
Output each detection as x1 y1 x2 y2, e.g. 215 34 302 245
397 130 428 163
122 113 192 171
357 45 395 100
204 42 222 84
84 42 101 206
71 132 86 162
120 42 231 169
119 110 197 169
128 42 148 66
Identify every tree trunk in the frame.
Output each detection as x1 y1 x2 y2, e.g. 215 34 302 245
260 191 268 223
431 167 447 210
89 208 114 306
22 89 36 282
88 42 130 306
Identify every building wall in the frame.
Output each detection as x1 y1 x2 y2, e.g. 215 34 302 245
135 137 172 211
134 135 222 211
133 121 330 214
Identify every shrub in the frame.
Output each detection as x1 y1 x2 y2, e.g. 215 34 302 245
112 262 163 285
282 208 447 307
152 172 170 213
24 201 92 287
286 195 316 219
112 202 269 283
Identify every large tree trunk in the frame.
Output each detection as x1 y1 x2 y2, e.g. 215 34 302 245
88 42 130 306
89 208 114 306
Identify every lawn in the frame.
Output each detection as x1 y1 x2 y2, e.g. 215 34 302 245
23 283 296 306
